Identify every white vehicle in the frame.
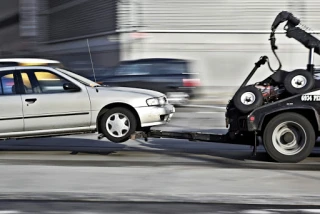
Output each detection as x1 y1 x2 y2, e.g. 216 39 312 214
0 66 175 142
0 58 64 68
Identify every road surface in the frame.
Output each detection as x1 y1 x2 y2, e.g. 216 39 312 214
0 201 319 214
0 105 319 213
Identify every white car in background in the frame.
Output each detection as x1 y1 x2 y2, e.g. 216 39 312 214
0 58 64 68
0 65 175 143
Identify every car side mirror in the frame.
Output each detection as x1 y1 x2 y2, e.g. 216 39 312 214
63 83 81 92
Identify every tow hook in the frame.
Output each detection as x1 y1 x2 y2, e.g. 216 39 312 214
97 134 105 140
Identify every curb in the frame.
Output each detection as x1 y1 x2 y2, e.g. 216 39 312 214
0 193 319 205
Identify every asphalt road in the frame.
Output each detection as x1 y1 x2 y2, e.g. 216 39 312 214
0 201 319 214
0 105 319 212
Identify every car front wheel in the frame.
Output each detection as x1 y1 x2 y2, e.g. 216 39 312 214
100 107 137 143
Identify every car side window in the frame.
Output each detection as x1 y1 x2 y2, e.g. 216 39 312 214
21 73 34 94
153 62 187 75
0 71 16 95
21 70 72 94
115 63 151 76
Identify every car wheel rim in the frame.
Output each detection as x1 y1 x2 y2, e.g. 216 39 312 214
291 75 307 88
106 113 130 138
271 121 307 156
240 92 256 105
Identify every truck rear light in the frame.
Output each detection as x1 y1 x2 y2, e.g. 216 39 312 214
183 79 200 87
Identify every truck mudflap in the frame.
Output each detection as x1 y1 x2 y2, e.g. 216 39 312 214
130 130 257 146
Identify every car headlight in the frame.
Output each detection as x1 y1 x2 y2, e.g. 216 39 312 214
146 97 167 106
146 98 160 106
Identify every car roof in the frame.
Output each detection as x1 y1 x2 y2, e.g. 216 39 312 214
0 58 60 64
0 66 58 72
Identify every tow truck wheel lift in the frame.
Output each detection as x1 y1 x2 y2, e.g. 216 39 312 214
130 11 320 163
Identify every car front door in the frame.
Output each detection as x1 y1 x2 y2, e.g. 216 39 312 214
0 69 24 135
18 68 91 132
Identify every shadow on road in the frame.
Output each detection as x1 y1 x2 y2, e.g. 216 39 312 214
0 130 319 170
0 136 127 155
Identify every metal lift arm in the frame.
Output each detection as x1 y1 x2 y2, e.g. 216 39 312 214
131 130 256 146
271 11 320 56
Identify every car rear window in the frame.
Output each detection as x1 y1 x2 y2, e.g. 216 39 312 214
153 62 188 75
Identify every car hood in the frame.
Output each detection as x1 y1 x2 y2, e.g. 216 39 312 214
97 86 165 98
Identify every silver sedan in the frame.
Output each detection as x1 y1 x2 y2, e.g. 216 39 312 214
0 66 175 143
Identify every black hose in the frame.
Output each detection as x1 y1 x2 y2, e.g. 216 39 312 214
267 48 282 72
267 31 282 72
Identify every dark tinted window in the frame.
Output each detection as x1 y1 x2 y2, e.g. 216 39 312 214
0 71 16 95
153 62 188 75
115 63 151 76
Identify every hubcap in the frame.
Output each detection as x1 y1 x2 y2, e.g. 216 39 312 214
291 75 307 88
106 113 130 138
271 121 307 156
240 92 256 105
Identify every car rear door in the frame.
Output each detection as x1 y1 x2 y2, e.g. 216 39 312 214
0 69 24 134
18 68 91 132
150 61 190 94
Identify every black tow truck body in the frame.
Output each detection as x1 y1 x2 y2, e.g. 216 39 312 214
129 11 320 162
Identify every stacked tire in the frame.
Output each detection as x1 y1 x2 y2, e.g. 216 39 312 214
233 70 315 113
233 85 264 113
283 69 315 95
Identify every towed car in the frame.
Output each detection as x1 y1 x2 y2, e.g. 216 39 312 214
0 66 175 143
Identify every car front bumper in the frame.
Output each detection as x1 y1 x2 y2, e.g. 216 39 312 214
135 104 175 127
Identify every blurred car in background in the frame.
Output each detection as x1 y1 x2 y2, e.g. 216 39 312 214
0 58 65 68
96 58 200 105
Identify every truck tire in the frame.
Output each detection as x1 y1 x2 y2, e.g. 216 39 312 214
263 112 315 163
284 70 315 95
233 85 264 113
100 107 137 143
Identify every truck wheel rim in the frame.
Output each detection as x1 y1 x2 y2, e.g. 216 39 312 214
291 75 307 88
271 121 307 156
240 92 256 105
106 113 130 138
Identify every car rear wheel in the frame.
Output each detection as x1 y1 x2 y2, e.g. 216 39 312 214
263 112 315 163
100 107 137 143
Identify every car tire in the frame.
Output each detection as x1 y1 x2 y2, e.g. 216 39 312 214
284 69 315 95
263 112 315 163
100 107 137 143
233 85 264 113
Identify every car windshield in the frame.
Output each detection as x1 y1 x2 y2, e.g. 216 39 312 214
56 68 101 87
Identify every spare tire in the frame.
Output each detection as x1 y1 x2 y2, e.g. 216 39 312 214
233 85 264 113
284 69 315 95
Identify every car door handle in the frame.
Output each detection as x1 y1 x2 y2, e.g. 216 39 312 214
25 98 37 104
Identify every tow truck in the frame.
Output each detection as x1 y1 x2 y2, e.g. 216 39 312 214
129 11 320 163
